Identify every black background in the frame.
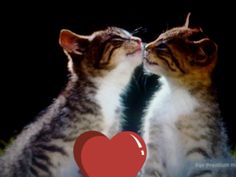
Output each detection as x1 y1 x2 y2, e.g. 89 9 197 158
1 1 235 150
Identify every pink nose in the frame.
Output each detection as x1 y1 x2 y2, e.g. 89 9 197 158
135 38 142 45
132 37 142 45
136 39 143 50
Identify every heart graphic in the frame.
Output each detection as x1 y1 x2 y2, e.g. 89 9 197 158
73 131 147 177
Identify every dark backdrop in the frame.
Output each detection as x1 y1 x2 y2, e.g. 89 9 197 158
1 1 235 150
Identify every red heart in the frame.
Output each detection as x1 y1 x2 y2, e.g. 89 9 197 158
73 131 147 177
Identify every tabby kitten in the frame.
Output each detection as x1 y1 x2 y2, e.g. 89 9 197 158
0 27 143 177
142 18 234 177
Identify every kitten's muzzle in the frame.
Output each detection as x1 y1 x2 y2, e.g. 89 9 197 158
143 50 159 65
131 36 142 44
126 37 143 55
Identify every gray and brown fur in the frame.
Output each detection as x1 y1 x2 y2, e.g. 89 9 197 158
0 27 143 177
142 17 235 177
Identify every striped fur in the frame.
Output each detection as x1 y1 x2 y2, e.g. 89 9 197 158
141 26 235 177
0 27 143 177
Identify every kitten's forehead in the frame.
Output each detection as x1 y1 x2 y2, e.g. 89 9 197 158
158 27 201 40
91 27 131 40
107 27 131 37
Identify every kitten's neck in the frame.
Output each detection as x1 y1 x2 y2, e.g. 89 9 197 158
160 76 217 104
62 70 126 136
64 69 128 99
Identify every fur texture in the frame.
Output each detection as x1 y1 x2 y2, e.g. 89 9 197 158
0 27 143 177
141 25 235 177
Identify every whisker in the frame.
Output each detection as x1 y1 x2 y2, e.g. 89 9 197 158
132 27 147 35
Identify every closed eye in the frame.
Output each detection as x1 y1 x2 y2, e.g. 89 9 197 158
156 43 168 50
111 37 125 41
155 42 170 54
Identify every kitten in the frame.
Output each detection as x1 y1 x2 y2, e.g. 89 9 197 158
0 27 143 177
141 17 235 177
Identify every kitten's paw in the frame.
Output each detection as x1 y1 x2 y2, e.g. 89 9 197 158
154 171 162 177
141 170 162 177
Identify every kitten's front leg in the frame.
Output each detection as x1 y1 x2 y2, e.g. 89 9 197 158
141 152 164 177
141 142 165 177
141 125 166 177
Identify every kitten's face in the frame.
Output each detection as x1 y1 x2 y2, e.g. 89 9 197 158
59 27 142 77
144 27 217 80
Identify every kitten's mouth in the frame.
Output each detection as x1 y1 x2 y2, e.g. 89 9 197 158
144 50 159 65
144 57 159 65
127 47 142 56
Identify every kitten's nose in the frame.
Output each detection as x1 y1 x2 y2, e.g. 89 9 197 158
132 36 142 45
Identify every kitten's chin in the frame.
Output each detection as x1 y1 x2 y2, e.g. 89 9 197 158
143 60 163 76
126 52 143 66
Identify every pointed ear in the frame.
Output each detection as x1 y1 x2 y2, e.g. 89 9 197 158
59 29 90 55
184 13 191 28
196 38 217 58
194 38 217 65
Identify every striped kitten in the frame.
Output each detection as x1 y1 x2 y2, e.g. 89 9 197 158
0 27 143 177
141 18 235 177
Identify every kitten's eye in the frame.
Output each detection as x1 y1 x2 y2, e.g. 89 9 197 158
155 42 169 52
156 43 168 50
110 36 126 46
111 37 124 41
188 32 207 41
110 33 128 41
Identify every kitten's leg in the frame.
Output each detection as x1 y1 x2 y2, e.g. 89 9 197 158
178 123 215 177
175 116 216 177
141 143 165 177
141 124 165 177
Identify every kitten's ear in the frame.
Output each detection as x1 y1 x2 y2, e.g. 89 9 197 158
59 29 90 55
184 13 191 28
194 38 217 64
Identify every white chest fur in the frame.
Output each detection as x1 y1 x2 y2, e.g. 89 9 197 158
144 77 200 175
95 61 135 135
96 82 122 135
145 77 199 124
